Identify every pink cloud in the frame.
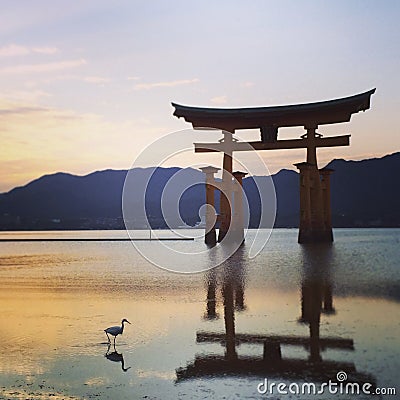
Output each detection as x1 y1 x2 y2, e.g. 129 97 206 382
0 59 87 74
0 44 59 57
0 44 30 57
135 78 199 90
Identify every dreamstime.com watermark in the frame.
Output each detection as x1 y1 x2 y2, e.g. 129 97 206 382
257 371 396 396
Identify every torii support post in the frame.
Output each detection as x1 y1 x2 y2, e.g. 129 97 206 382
200 166 220 246
218 131 234 243
320 168 334 243
231 171 247 244
295 160 334 244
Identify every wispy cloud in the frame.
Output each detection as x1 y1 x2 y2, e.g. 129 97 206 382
0 44 59 57
83 76 110 84
0 44 29 57
0 100 80 121
0 59 87 74
32 46 59 55
210 95 227 105
134 78 199 90
127 76 140 81
0 105 47 116
3 90 52 102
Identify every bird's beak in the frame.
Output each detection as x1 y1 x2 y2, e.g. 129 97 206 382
127 320 131 324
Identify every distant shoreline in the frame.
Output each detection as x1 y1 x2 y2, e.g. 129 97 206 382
0 237 194 242
0 226 398 233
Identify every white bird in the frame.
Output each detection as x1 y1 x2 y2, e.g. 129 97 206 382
104 318 131 344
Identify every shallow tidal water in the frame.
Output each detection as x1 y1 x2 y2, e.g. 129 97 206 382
0 229 399 399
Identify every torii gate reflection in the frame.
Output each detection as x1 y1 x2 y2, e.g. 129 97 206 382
176 245 375 386
172 89 375 245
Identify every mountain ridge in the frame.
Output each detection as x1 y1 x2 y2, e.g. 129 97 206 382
1 152 399 229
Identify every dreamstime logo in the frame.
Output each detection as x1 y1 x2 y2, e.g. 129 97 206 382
122 129 276 273
336 371 348 382
257 371 397 396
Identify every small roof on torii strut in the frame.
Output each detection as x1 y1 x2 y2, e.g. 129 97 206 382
172 88 376 132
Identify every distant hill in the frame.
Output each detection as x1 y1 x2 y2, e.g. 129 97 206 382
327 153 400 226
0 152 399 230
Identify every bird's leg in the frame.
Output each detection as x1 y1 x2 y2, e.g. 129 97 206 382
106 332 111 343
105 343 111 356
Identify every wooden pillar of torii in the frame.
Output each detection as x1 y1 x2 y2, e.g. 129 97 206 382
172 89 375 244
200 166 220 246
200 160 247 246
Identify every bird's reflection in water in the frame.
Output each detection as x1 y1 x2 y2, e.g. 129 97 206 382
177 244 376 386
105 343 131 372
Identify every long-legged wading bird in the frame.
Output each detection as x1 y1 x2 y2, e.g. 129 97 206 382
104 319 131 344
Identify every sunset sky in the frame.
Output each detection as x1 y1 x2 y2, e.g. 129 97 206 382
1 1 399 192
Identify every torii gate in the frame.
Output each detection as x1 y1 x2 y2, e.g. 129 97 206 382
172 89 375 245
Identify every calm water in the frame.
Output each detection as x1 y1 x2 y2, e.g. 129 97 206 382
0 229 399 399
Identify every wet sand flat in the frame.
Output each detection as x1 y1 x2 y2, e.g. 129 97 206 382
0 229 399 399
